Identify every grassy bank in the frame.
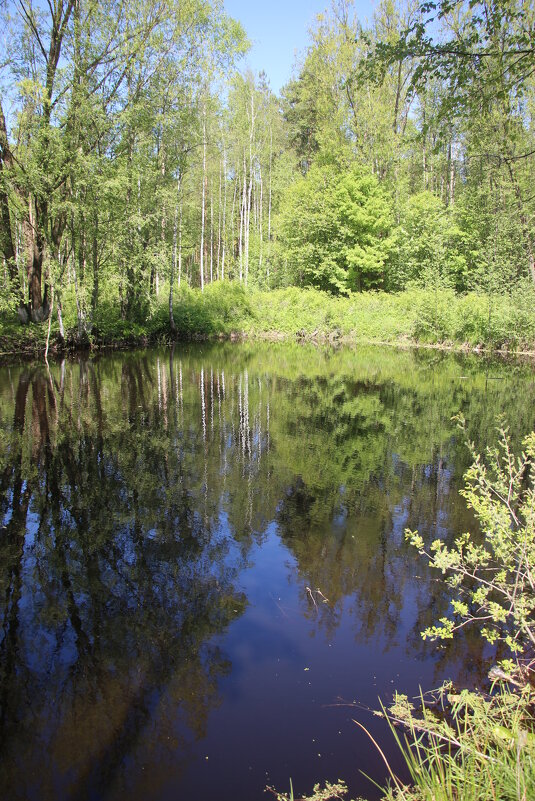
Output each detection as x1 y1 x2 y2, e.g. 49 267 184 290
1 282 535 362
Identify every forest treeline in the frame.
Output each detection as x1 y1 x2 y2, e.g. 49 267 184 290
0 0 534 341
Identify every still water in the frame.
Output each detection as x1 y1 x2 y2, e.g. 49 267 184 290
0 342 534 801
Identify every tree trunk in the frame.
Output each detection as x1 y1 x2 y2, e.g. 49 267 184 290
217 155 222 279
0 107 18 288
230 173 238 274
17 1 74 323
259 167 263 275
210 179 214 284
221 149 228 280
239 163 246 282
91 210 99 322
57 290 65 343
178 199 182 287
22 199 49 322
200 107 206 292
169 175 180 333
448 140 455 206
245 92 255 287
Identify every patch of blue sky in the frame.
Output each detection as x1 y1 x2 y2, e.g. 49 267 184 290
223 0 376 95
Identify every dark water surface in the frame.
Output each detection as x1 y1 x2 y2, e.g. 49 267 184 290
0 342 534 801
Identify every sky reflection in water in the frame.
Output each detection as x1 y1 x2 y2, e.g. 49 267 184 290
0 342 534 801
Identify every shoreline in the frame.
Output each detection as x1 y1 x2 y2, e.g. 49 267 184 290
1 326 535 367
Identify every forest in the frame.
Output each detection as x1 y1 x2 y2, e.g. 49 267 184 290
1 3 535 799
0 0 534 344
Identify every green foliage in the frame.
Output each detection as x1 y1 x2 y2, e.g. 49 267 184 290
267 779 358 801
379 0 535 120
276 164 392 294
406 417 535 666
373 419 535 801
381 684 535 801
249 285 535 351
170 281 254 335
452 174 529 294
91 280 253 340
388 192 464 291
281 68 322 174
411 285 535 348
2 284 535 358
0 284 21 319
411 289 459 343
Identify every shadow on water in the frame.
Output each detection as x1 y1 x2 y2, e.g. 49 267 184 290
0 342 534 800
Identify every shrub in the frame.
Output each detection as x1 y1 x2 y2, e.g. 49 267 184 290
384 419 535 800
406 418 535 670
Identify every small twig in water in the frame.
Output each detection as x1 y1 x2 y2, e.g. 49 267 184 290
306 586 318 609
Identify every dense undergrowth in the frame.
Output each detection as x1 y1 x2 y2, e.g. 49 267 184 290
1 282 535 362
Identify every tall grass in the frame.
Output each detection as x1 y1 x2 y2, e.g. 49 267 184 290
379 685 535 801
1 282 534 357
244 284 535 350
268 685 535 801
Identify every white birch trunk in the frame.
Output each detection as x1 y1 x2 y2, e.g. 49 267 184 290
217 155 222 279
259 166 263 274
178 198 182 287
210 179 213 284
230 172 238 280
221 148 228 280
239 162 246 282
200 107 206 292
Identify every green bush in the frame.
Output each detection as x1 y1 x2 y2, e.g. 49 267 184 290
411 289 458 343
407 420 535 666
276 163 392 293
386 421 535 801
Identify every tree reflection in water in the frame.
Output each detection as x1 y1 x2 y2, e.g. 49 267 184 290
0 342 533 800
0 357 248 800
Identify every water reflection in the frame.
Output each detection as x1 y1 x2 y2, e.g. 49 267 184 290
0 343 533 800
0 358 248 800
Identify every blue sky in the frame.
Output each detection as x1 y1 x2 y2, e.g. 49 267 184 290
223 1 376 95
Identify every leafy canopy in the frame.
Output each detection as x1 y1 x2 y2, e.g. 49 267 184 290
276 163 392 294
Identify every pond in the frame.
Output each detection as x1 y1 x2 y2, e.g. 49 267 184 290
0 341 534 801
